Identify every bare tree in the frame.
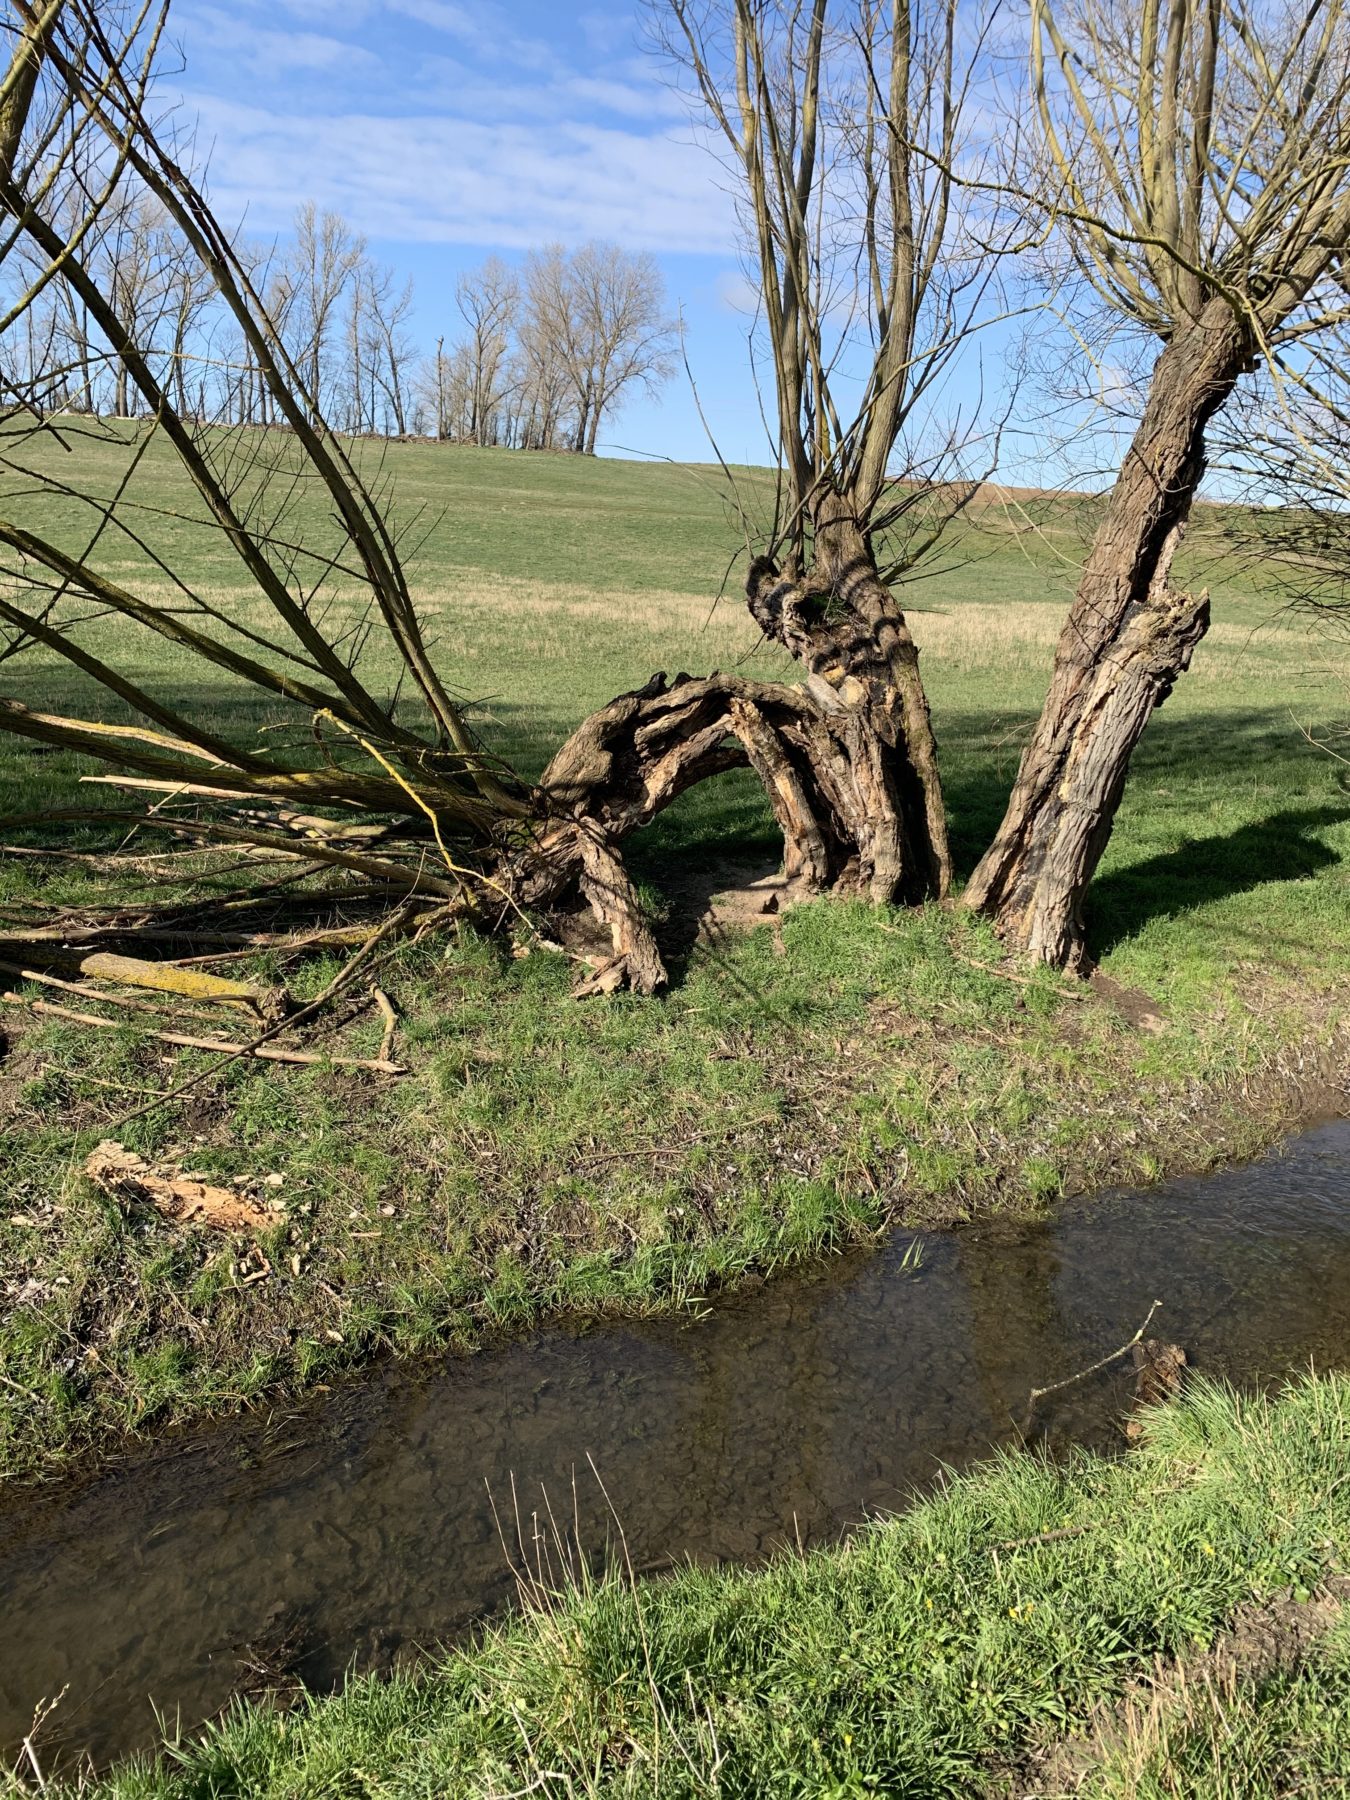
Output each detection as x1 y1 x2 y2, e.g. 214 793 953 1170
647 0 1002 905
161 217 214 416
455 255 517 446
963 0 1350 966
0 0 1018 1002
515 252 577 449
287 200 364 426
525 242 675 454
367 261 416 437
424 334 452 440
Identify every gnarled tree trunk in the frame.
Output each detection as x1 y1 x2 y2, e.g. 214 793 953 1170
516 489 952 994
749 489 952 906
963 298 1251 968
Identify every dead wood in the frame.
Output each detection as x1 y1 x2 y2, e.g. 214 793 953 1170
1124 1340 1189 1442
1 993 405 1074
1020 1300 1164 1436
75 952 290 1022
516 657 951 993
84 1140 274 1233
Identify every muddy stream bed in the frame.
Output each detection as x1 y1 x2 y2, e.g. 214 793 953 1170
4 1118 1350 1772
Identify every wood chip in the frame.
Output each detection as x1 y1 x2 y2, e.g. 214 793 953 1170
84 1140 272 1233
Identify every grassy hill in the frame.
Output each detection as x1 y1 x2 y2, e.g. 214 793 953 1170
0 426 1347 1477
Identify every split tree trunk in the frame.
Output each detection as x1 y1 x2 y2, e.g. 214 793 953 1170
964 298 1252 969
748 489 952 907
515 487 951 994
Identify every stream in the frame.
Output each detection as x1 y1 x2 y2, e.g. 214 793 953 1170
3 1118 1350 1771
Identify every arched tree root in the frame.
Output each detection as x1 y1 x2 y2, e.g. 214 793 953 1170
509 667 930 995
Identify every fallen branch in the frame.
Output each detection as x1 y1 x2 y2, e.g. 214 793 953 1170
107 897 434 1125
0 959 253 1023
372 985 397 1064
990 1521 1097 1552
76 951 289 1020
1 993 405 1073
1020 1299 1163 1434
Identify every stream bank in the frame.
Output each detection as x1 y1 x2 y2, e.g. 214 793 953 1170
3 1118 1350 1773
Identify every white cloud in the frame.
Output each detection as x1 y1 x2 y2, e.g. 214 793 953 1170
563 75 684 122
386 0 554 71
274 0 378 21
188 94 735 253
184 5 380 75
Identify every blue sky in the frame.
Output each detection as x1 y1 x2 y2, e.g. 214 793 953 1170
165 0 1122 485
167 0 781 465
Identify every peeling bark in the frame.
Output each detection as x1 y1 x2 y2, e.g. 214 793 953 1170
965 298 1251 968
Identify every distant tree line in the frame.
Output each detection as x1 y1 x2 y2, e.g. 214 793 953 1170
9 192 678 453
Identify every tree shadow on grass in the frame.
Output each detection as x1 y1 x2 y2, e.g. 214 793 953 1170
3 670 1344 973
1086 804 1347 958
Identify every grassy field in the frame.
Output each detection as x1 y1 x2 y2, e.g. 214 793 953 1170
0 427 1347 1478
32 1371 1350 1798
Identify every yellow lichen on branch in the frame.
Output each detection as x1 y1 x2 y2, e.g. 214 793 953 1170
77 952 289 1022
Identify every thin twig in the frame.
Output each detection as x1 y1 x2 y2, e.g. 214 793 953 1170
1021 1299 1164 1433
1 994 404 1073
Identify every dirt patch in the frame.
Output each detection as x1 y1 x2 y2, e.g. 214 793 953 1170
1089 970 1169 1033
657 851 794 941
1012 1575 1350 1797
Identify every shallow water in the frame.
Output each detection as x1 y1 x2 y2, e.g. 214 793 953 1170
3 1119 1350 1771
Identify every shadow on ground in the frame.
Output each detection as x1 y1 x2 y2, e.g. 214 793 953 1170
1087 805 1346 956
3 673 1344 980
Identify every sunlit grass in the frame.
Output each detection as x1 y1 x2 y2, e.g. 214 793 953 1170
0 430 1346 1478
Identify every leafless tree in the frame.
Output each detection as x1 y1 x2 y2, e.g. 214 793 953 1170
525 241 675 454
0 0 1015 1002
286 200 364 426
513 267 576 449
643 0 1003 906
455 255 518 445
367 261 417 437
962 0 1350 967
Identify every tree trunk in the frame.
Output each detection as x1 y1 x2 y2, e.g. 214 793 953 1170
518 669 920 992
964 298 1252 968
747 485 951 904
512 486 954 993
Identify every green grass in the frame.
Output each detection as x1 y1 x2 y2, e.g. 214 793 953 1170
33 1371 1350 1798
0 426 1347 1477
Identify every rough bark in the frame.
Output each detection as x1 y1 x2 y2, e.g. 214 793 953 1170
964 297 1251 968
747 486 951 904
512 660 941 994
503 488 952 994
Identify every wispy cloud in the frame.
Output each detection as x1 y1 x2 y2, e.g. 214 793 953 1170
183 5 380 75
190 95 734 253
386 0 554 71
171 0 730 255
